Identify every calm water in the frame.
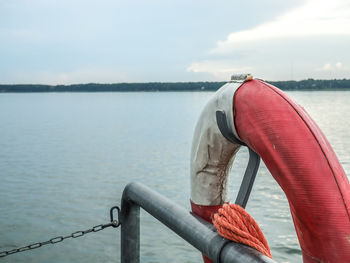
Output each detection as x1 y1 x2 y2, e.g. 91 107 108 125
0 91 349 263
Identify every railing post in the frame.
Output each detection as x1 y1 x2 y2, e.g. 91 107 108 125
121 192 140 263
120 182 276 263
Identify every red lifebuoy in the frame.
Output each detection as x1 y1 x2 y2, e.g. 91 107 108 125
190 78 350 262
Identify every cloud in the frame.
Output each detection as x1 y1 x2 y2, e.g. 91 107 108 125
7 67 129 85
187 0 350 80
336 62 344 69
187 60 252 80
316 62 348 71
321 63 332 71
211 0 350 54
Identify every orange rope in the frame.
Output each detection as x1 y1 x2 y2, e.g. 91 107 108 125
212 203 272 258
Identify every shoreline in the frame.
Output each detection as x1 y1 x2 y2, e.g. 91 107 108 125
1 79 350 92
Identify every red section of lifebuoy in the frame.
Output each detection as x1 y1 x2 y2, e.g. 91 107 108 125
191 202 223 263
234 80 350 262
191 201 223 223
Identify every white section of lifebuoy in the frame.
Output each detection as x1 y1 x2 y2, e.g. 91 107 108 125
190 82 243 206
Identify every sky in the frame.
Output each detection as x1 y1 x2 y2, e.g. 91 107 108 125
1 0 350 84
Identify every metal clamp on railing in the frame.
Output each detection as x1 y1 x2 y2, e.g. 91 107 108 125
120 182 276 263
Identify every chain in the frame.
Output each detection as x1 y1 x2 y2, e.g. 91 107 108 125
0 206 120 258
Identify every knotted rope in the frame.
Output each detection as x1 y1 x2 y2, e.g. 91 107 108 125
213 203 272 258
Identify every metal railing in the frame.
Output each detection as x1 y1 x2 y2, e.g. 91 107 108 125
120 182 276 263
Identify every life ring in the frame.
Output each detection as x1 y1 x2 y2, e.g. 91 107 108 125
190 77 350 262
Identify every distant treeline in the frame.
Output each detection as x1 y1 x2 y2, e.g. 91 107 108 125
1 79 350 92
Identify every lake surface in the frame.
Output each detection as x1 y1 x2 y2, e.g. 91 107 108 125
0 90 349 263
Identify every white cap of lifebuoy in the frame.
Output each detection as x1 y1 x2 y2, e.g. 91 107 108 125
190 74 253 206
230 73 253 81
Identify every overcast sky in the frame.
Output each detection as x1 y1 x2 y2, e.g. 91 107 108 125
1 0 350 84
